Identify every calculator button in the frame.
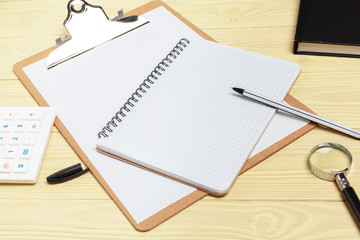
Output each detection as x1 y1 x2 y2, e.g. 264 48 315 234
27 122 42 132
19 111 45 121
3 111 16 121
13 123 26 132
9 136 21 146
23 134 38 146
3 148 17 159
19 148 33 159
0 161 12 173
14 161 30 173
0 123 11 132
0 135 7 145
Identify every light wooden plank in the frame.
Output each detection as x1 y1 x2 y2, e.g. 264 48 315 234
0 0 299 37
0 199 358 239
0 80 39 105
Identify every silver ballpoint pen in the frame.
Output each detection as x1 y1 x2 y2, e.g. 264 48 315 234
232 87 360 140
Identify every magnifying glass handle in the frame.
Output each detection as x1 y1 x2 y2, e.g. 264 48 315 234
342 187 360 226
336 174 360 227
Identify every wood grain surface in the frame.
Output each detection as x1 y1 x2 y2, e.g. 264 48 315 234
1 0 360 239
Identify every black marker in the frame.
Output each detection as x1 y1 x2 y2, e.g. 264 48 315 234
47 163 89 183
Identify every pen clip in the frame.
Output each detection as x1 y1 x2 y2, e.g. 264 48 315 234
47 163 89 184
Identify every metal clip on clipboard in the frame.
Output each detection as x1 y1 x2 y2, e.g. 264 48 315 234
46 0 149 69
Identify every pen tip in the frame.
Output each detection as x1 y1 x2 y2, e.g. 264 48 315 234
232 87 244 95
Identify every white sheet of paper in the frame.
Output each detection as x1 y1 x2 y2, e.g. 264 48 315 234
23 7 308 223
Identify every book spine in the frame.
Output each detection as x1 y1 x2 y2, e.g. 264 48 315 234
293 0 307 54
97 38 191 138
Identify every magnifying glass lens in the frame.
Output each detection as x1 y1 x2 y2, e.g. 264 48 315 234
309 146 351 172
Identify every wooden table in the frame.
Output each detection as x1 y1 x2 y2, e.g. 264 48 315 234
1 0 360 239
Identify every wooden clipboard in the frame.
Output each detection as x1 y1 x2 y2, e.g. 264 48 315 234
13 0 316 231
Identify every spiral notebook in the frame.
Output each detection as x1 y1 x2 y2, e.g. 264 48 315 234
96 37 300 195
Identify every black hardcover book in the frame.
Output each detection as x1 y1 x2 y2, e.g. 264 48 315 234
294 0 360 58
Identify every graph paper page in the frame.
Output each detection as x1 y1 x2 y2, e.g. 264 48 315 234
97 38 300 195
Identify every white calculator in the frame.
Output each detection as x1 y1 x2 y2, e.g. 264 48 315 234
0 107 56 183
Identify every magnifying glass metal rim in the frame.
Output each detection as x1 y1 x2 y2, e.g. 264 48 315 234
308 142 352 181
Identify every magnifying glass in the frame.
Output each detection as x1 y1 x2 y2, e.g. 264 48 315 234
308 142 360 227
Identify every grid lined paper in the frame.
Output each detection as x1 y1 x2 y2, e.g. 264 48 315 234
97 38 300 193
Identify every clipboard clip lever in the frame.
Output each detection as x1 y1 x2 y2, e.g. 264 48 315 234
46 0 149 69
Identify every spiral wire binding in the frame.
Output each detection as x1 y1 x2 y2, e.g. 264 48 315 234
98 38 190 138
